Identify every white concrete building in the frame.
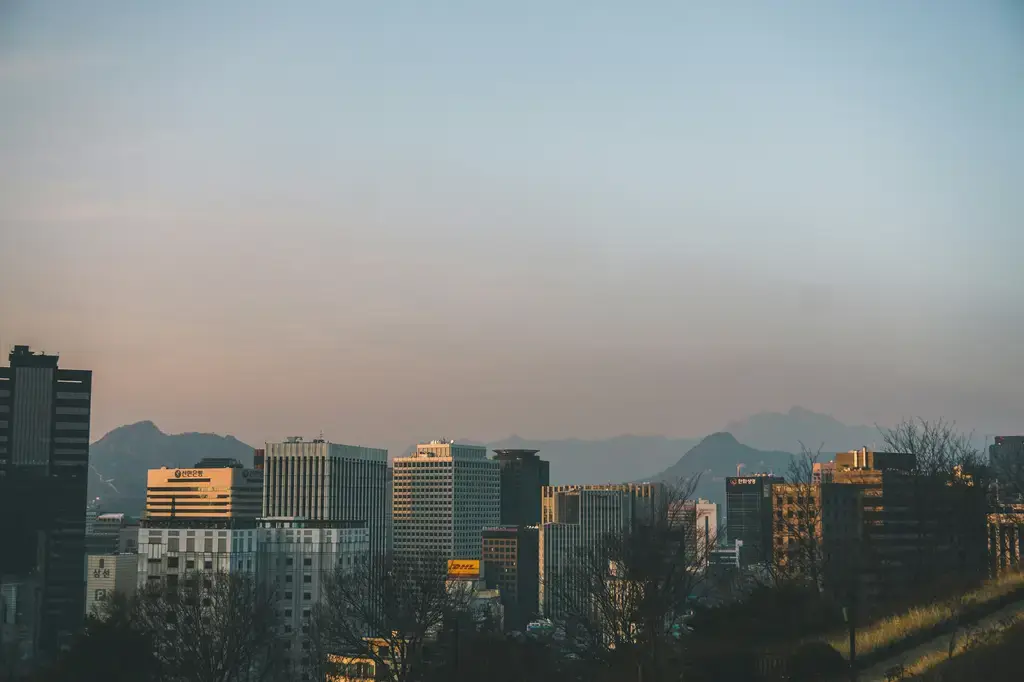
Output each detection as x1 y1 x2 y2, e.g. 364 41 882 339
256 519 369 675
136 526 259 586
263 438 388 558
669 498 718 569
85 554 137 617
392 440 499 560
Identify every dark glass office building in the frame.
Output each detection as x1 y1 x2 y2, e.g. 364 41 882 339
493 449 549 526
0 345 92 658
482 525 540 631
726 474 783 567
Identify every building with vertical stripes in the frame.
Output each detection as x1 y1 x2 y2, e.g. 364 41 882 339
262 437 388 559
0 345 92 659
541 482 664 529
538 486 635 618
392 440 499 560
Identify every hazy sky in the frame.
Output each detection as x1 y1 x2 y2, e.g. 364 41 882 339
2 1 1022 454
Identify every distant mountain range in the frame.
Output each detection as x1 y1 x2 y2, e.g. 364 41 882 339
88 420 255 515
88 407 889 514
724 406 884 454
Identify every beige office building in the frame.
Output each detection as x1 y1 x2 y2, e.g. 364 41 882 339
392 440 499 560
145 465 263 521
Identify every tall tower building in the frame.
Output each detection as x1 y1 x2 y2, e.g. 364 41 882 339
538 486 633 617
0 345 92 657
263 437 388 558
725 473 784 567
493 449 549 526
392 440 499 560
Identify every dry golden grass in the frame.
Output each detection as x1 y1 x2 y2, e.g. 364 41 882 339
900 613 1024 677
825 571 1024 659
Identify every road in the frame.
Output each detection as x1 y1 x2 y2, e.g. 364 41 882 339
858 599 1024 681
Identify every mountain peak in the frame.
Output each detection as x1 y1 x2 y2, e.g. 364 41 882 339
699 431 740 446
121 420 164 435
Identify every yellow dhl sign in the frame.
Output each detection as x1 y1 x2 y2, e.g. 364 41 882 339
447 559 480 578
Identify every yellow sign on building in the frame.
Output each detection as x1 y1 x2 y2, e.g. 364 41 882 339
447 559 481 578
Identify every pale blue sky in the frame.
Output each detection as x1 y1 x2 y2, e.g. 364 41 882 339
1 1 1022 452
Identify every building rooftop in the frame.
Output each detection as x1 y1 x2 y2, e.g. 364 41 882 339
7 345 59 368
493 449 541 458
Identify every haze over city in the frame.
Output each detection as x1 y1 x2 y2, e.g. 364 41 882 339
2 1 1022 455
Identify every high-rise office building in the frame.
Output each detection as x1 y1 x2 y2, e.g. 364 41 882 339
542 483 664 529
138 461 264 584
253 448 265 472
386 466 394 554
256 519 369 672
263 437 388 559
493 449 549 526
725 473 784 567
145 462 263 522
482 525 540 631
822 450 987 605
392 440 499 560
0 345 92 657
539 486 634 617
669 498 718 569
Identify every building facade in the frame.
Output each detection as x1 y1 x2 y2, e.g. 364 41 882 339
84 554 137 617
85 513 132 555
725 474 783 567
392 441 499 560
136 526 260 585
669 498 718 569
482 525 540 631
263 438 388 558
541 483 664 529
145 463 263 522
821 451 988 606
539 487 633 617
493 449 549 526
0 345 92 657
990 436 1024 499
257 519 369 674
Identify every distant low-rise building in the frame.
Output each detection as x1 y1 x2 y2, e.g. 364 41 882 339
84 554 137 617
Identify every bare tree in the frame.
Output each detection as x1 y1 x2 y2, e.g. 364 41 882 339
549 477 711 681
880 417 982 479
771 445 826 591
880 418 990 596
130 571 285 682
312 551 470 682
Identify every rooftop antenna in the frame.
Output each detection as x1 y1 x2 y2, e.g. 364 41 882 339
736 463 745 476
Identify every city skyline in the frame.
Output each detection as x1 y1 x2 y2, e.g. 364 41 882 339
3 2 1023 460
